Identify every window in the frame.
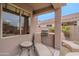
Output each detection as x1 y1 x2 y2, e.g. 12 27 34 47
47 24 52 27
3 11 20 37
21 16 30 34
2 4 30 37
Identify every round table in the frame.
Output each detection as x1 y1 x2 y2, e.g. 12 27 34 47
66 52 79 56
20 41 33 56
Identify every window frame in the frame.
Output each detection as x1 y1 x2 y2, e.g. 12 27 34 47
0 4 30 38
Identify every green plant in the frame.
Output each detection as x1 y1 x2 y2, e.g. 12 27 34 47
62 26 70 33
49 26 55 32
62 26 70 37
49 26 70 37
49 26 70 33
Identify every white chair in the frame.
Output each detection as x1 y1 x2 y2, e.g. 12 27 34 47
66 52 79 56
62 39 79 52
61 32 79 52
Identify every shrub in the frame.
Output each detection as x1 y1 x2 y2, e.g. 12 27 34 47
62 26 70 37
62 26 70 33
49 26 55 32
49 26 70 37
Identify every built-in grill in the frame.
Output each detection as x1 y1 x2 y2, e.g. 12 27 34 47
41 30 48 36
41 30 48 46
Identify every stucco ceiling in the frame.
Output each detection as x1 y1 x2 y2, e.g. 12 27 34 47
26 3 52 10
14 3 66 15
14 3 52 10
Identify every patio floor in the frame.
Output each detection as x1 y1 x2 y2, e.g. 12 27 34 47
18 43 59 56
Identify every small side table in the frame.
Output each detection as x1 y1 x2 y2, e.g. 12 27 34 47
20 41 32 56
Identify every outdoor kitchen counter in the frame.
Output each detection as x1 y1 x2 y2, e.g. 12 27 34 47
35 32 55 48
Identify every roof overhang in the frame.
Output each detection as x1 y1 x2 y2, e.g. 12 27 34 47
31 3 66 15
52 3 66 9
14 3 66 16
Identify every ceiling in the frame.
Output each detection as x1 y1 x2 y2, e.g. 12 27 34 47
26 3 52 10
14 3 66 15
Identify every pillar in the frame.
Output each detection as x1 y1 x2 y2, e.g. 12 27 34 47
55 8 61 50
30 15 38 34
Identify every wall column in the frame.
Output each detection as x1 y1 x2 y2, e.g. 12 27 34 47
30 15 38 34
0 4 2 38
55 8 61 50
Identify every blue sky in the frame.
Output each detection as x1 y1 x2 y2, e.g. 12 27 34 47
38 3 79 22
3 12 20 27
3 12 25 27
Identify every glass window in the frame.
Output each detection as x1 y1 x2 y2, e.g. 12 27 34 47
21 16 29 34
47 24 52 27
2 11 20 37
2 4 30 37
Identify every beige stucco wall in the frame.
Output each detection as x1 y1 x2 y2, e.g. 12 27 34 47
30 15 38 33
70 25 79 42
0 34 32 56
77 20 79 26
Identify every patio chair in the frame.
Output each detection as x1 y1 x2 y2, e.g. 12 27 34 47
66 52 79 56
61 32 79 52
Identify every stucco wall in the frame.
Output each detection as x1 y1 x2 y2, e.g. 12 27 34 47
0 34 32 56
70 25 79 42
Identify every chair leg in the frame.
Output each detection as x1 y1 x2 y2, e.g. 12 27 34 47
19 47 23 56
28 48 30 56
34 46 36 53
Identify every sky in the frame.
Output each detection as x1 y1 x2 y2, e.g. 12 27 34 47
38 3 79 22
3 11 24 27
3 12 20 27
